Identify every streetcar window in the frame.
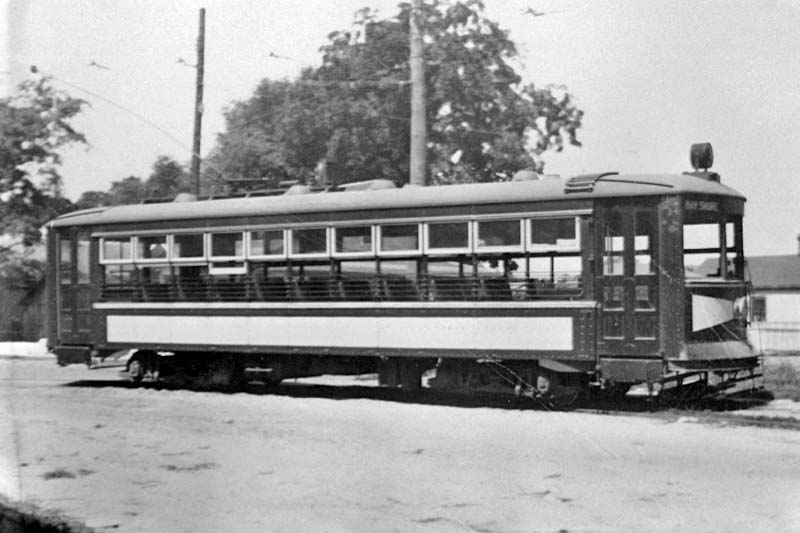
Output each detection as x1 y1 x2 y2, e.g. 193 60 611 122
529 218 579 252
139 265 173 301
294 264 335 300
476 219 522 250
173 233 205 260
140 265 171 284
377 260 421 300
378 224 420 254
59 237 72 284
77 239 91 284
290 228 327 256
210 232 244 259
634 211 655 275
136 235 168 261
529 256 582 295
250 229 285 258
175 265 209 301
683 223 719 249
103 264 135 285
100 264 137 302
683 222 736 278
337 260 378 301
602 210 625 275
334 225 373 255
426 221 469 252
750 296 766 322
101 237 132 262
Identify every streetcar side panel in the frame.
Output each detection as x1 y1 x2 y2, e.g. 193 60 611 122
91 302 597 362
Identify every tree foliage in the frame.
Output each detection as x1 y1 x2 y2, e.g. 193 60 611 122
207 0 582 190
76 155 190 208
0 76 86 246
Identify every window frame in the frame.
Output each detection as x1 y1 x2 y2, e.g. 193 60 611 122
248 228 288 261
527 216 581 253
170 233 207 263
332 224 376 258
208 262 247 276
288 227 330 259
134 235 170 264
424 220 472 255
100 236 134 264
209 231 245 261
475 219 525 253
377 223 423 256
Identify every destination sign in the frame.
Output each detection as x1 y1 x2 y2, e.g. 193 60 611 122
685 200 718 212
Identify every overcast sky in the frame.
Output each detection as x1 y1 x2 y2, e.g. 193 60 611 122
3 0 799 255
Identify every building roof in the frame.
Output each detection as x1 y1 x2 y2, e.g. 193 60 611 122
48 172 745 228
747 255 800 291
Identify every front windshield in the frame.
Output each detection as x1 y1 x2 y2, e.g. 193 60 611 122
683 210 742 281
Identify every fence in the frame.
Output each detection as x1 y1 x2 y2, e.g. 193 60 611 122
749 321 800 354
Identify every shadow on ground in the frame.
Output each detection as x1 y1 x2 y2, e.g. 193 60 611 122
61 377 775 415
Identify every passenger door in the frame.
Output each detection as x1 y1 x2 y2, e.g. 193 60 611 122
56 231 94 345
596 204 659 357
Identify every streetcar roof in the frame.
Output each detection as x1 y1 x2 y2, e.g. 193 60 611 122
49 172 744 228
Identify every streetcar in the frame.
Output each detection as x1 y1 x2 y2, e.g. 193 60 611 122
47 143 761 401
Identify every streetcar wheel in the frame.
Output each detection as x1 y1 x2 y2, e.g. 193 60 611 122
127 358 144 383
398 360 423 392
535 370 583 408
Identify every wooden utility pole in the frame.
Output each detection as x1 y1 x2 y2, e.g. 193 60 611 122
409 0 427 186
190 8 206 195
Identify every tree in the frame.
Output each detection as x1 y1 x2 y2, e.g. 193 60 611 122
75 190 112 210
76 156 190 208
0 76 86 246
207 0 582 190
107 176 146 205
145 155 190 199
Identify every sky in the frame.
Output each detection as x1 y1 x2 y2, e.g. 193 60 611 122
3 0 800 256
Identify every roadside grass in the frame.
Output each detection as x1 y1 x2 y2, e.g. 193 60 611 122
764 355 800 401
41 468 75 480
161 462 218 472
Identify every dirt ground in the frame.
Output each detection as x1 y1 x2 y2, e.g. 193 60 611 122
1 357 800 532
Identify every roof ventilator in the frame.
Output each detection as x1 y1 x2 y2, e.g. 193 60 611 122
563 172 619 193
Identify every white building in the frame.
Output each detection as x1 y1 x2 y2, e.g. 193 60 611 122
747 255 800 353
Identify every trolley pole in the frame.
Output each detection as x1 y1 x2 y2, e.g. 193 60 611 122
409 0 427 186
190 8 206 196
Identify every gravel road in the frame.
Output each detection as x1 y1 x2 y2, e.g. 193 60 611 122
1 358 799 532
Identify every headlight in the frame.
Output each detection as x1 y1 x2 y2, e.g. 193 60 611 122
733 296 749 323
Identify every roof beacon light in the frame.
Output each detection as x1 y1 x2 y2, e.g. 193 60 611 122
686 143 720 182
690 143 714 171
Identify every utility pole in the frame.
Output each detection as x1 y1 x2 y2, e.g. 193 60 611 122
409 0 427 186
190 8 206 196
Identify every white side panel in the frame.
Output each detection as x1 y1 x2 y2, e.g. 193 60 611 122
106 315 574 351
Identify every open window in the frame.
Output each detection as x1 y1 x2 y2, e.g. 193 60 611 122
209 231 245 275
136 235 168 262
683 218 740 280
